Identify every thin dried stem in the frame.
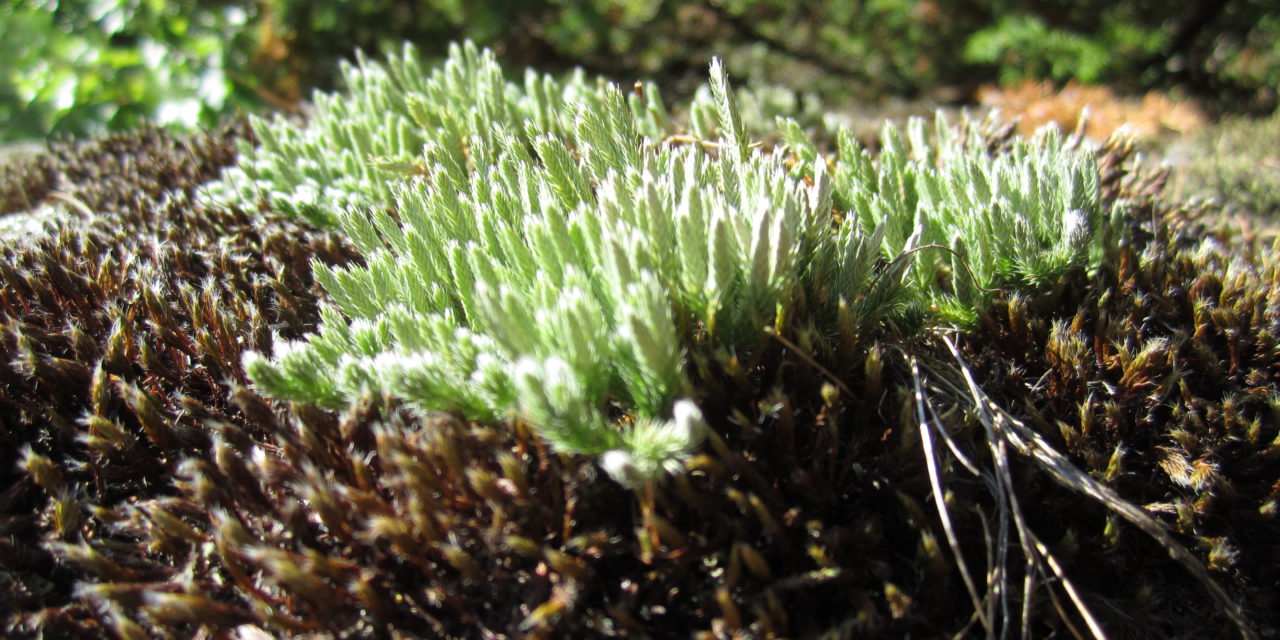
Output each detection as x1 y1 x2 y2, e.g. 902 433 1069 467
911 358 992 635
941 335 1256 640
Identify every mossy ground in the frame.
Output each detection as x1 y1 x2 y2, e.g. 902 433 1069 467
1 112 1277 639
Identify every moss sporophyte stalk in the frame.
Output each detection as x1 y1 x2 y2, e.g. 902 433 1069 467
207 41 1117 487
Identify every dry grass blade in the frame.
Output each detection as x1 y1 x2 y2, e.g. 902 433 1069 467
911 358 991 636
942 336 1257 640
915 347 1105 640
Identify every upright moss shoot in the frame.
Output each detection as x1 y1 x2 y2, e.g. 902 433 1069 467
209 42 1116 486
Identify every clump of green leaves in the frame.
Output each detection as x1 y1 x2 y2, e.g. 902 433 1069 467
204 41 669 228
235 48 837 484
963 12 1162 86
218 43 1115 486
811 117 1114 325
0 0 259 142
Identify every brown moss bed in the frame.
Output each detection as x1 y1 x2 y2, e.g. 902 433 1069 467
0 122 1277 639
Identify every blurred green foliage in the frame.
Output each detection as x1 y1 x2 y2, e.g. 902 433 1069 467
1173 108 1280 218
3 0 1279 142
961 0 1280 101
964 11 1164 85
0 0 265 142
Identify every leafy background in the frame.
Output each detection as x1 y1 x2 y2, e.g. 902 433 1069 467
4 0 1279 143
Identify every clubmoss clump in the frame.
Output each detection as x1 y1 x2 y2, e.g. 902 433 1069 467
214 42 1116 487
784 113 1116 325
201 41 671 228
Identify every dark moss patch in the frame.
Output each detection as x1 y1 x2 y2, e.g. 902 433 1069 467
0 122 361 637
957 154 1280 638
0 124 252 217
2 122 1277 639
